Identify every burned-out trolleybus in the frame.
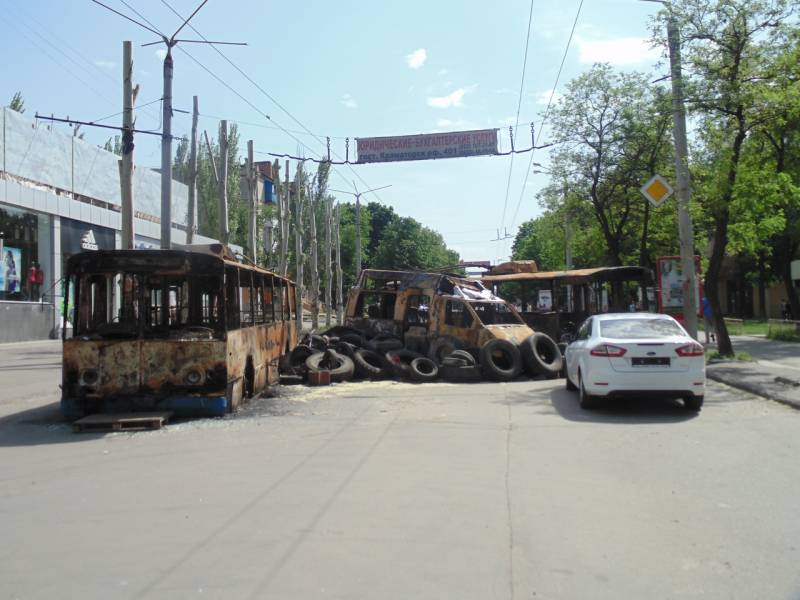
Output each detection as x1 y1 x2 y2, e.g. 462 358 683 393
61 244 298 419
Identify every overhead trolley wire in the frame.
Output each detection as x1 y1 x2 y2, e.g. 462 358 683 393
498 0 536 246
506 0 585 257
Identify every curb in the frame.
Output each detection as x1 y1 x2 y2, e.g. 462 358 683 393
706 364 800 411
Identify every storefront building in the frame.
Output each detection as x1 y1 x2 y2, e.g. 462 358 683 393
0 107 230 342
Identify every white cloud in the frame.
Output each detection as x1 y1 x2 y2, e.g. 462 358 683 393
155 49 168 61
535 89 563 105
427 87 469 109
438 68 449 76
94 59 115 69
406 48 427 69
340 93 358 109
576 36 659 66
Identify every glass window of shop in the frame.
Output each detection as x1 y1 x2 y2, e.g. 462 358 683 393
60 218 115 322
0 203 52 301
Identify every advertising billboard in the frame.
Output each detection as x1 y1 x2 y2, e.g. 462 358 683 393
1 246 23 294
356 129 498 164
656 255 701 322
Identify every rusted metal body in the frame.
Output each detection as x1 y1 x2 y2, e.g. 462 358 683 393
344 269 534 353
61 245 298 419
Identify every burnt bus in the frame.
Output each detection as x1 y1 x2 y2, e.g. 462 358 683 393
61 244 298 419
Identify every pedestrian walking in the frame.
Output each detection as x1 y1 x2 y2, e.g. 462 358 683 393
702 296 715 344
781 299 793 321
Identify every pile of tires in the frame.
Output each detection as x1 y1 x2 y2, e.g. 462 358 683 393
280 326 563 386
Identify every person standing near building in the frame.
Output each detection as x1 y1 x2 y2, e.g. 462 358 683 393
28 262 44 301
702 295 715 344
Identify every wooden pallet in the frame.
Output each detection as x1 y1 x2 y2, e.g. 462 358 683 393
72 411 173 433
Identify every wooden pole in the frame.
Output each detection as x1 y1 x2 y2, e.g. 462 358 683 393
218 120 229 245
119 41 135 250
335 202 344 324
324 196 332 327
186 95 198 244
309 184 319 331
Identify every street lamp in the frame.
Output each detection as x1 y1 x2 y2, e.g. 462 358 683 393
641 0 699 338
330 183 392 279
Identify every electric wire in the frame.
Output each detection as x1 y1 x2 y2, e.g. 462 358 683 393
505 0 585 257
499 0 536 247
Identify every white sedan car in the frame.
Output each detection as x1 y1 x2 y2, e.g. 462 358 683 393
564 313 706 411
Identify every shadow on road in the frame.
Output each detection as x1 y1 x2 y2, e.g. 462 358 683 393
732 336 800 363
504 386 699 424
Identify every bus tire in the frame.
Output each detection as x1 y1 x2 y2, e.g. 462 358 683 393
447 349 477 367
481 339 522 381
353 348 385 379
290 344 318 369
440 364 483 383
368 336 404 353
384 349 423 378
333 340 357 358
341 333 366 348
410 357 438 383
520 333 563 378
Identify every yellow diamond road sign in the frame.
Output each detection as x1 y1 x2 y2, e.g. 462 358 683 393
640 174 674 208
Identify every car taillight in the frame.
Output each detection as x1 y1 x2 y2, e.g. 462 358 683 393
590 344 627 357
675 342 705 357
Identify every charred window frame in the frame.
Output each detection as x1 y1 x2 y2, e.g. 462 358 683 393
225 267 241 330
356 291 397 320
404 294 431 326
283 281 292 321
273 277 284 321
445 300 474 329
239 269 254 326
264 276 275 323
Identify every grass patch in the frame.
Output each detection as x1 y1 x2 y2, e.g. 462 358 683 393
700 320 768 336
706 350 753 362
768 329 800 343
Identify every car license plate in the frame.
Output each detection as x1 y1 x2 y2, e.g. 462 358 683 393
632 357 670 366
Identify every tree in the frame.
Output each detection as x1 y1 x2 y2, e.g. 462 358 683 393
364 202 397 267
372 216 459 271
662 0 796 355
103 136 123 156
9 92 24 113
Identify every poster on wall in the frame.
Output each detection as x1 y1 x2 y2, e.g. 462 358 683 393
656 255 701 321
1 246 23 294
537 290 552 310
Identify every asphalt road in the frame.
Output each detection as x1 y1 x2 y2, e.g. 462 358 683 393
1 341 799 599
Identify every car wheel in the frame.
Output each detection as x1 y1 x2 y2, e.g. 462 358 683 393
578 371 597 410
683 395 703 411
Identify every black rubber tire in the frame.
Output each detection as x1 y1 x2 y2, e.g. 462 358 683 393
519 333 563 377
428 336 462 366
290 344 318 368
409 357 439 383
440 364 483 383
448 349 477 367
353 348 385 379
578 371 598 409
368 336 404 353
340 332 366 348
480 339 522 381
683 395 704 411
305 350 355 383
332 340 357 359
302 334 328 351
321 325 362 338
384 349 423 378
441 356 470 368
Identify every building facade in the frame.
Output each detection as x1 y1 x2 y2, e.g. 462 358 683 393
0 108 233 342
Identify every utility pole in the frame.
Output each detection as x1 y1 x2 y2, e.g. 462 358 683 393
93 0 245 249
272 158 282 270
642 0 698 338
309 185 320 331
330 183 392 279
218 120 229 245
282 160 290 278
247 140 257 262
335 203 344 324
186 95 198 244
119 41 136 250
160 47 173 249
324 197 333 327
294 166 304 333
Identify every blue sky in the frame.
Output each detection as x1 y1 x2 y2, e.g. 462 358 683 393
1 0 663 264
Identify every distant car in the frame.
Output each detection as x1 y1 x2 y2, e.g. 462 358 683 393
564 313 705 411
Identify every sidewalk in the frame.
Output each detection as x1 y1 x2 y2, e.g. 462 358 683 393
706 335 800 410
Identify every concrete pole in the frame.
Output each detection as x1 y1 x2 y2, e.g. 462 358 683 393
309 187 319 331
355 193 362 279
282 160 290 278
325 197 332 327
120 41 135 250
186 96 198 245
218 120 229 245
667 16 698 339
160 47 174 249
294 167 304 333
335 203 344 324
272 159 282 270
247 140 257 262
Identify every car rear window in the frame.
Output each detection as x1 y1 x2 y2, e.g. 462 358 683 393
599 318 685 339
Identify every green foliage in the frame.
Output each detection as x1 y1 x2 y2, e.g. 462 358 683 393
372 216 459 271
9 91 24 113
103 136 122 156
